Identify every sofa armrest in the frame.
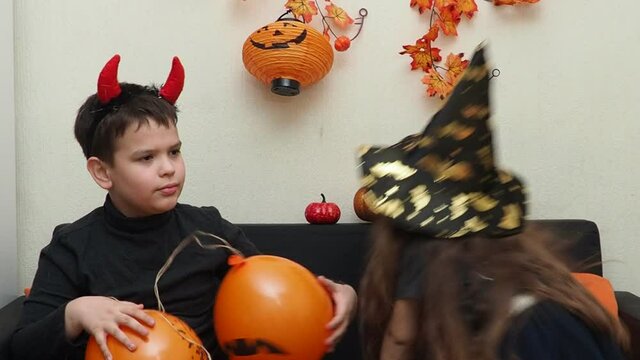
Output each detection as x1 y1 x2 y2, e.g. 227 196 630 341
0 296 24 360
616 291 640 360
617 291 640 320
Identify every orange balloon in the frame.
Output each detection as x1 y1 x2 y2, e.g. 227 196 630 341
214 255 333 360
85 310 206 360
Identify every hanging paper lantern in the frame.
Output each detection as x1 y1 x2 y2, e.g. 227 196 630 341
242 18 334 96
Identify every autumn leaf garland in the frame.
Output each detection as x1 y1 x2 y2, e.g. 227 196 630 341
282 0 539 98
284 0 364 51
402 0 540 100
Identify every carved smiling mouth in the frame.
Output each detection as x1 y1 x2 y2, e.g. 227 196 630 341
250 27 308 50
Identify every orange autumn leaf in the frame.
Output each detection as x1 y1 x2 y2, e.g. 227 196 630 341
325 3 354 29
455 0 478 19
410 0 434 14
424 25 439 42
494 0 539 5
444 52 469 83
436 6 461 36
400 39 442 72
422 68 453 99
434 0 456 13
285 0 318 23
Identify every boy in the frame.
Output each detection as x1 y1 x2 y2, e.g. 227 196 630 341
11 55 357 360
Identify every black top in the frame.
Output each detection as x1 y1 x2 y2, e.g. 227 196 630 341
396 239 626 359
10 196 259 360
501 301 625 360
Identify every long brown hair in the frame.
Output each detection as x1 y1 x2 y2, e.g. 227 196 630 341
359 219 628 360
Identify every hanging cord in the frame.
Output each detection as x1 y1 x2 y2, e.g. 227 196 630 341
277 9 299 22
151 230 244 360
154 231 242 312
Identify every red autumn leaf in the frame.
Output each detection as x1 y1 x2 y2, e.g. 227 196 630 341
455 0 478 19
494 0 539 5
444 52 469 84
400 38 442 72
325 3 354 29
285 0 318 23
436 6 461 36
410 0 433 14
322 26 331 41
424 25 439 42
422 68 453 99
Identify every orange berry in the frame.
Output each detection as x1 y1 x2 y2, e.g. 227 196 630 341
334 36 351 52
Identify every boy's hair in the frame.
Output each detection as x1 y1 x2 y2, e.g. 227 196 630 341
74 55 184 164
74 83 178 164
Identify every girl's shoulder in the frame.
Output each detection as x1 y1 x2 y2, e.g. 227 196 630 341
501 300 625 360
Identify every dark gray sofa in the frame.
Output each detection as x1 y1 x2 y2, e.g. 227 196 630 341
2 220 639 359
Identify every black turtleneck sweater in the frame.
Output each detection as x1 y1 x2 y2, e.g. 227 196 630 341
10 197 259 360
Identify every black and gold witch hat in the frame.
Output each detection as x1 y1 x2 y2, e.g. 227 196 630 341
358 45 526 238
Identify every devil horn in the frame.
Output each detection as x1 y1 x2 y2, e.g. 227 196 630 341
159 57 185 104
97 54 122 104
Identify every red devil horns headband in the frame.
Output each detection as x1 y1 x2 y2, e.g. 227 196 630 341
159 57 185 104
97 55 122 104
96 54 185 105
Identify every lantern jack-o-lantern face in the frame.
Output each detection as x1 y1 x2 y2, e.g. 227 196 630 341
249 23 308 50
243 19 334 96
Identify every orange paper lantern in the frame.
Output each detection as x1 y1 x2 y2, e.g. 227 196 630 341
214 255 333 360
242 18 334 96
85 310 206 360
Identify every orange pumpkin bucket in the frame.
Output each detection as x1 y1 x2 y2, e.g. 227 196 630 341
214 255 333 360
242 18 334 96
85 310 207 360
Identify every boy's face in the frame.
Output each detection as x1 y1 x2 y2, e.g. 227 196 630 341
106 120 185 217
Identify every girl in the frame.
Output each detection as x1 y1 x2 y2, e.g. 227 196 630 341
357 46 628 360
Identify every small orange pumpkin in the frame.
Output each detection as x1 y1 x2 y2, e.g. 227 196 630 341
353 187 375 222
334 36 351 52
242 19 334 96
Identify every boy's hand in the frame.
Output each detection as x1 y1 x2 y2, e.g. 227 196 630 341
317 276 358 353
64 296 155 360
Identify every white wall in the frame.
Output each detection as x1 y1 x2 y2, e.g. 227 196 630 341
15 0 640 294
1 0 17 305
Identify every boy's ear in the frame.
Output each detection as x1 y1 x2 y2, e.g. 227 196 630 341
86 157 112 190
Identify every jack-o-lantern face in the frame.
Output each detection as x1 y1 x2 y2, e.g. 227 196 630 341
249 21 308 50
242 19 334 95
